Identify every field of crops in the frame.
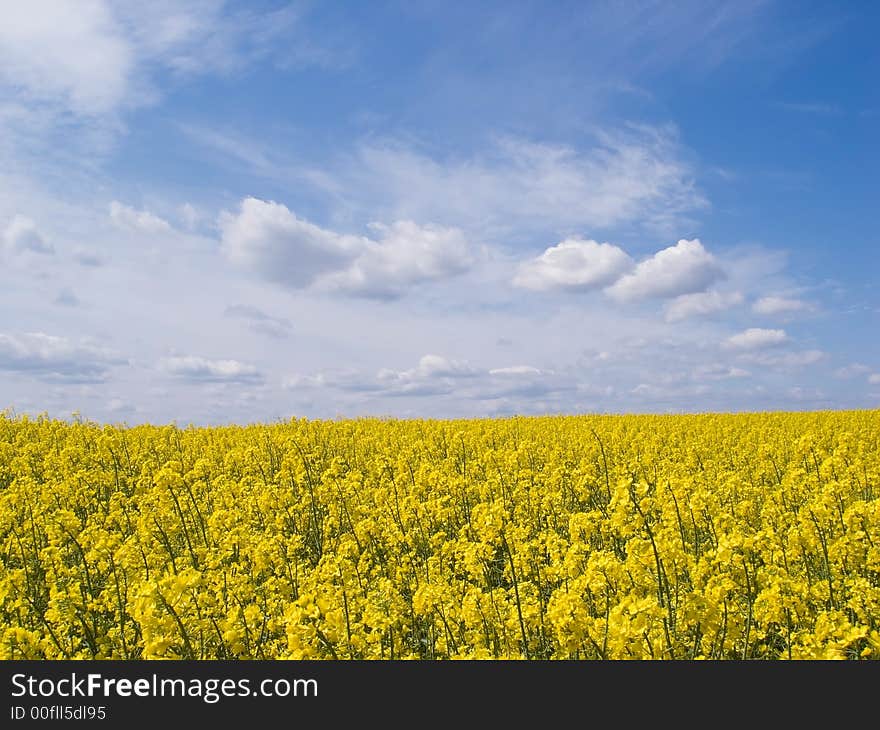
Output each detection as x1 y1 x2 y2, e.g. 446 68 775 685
1 410 878 660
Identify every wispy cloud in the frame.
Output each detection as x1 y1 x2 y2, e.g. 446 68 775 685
0 0 351 169
196 124 708 240
753 296 812 315
340 127 708 238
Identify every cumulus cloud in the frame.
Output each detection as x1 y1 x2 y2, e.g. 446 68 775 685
753 296 811 315
0 332 124 383
723 328 788 350
319 221 472 299
221 197 472 297
664 290 743 322
224 304 292 339
159 355 262 383
220 197 361 288
378 354 478 387
606 239 722 302
372 360 466 397
110 201 172 233
3 215 54 254
513 239 632 291
869 374 880 385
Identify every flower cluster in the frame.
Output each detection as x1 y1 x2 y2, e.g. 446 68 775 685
1 410 878 659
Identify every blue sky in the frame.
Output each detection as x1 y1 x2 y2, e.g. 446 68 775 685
1 0 877 423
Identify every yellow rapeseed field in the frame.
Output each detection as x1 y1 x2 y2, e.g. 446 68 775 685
1 410 878 660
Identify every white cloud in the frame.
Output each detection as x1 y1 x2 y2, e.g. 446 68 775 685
2 4 861 423
221 198 472 297
109 201 172 233
869 374 880 385
282 373 326 390
692 364 751 380
0 332 124 383
489 365 544 376
287 359 554 401
834 363 871 379
786 386 826 402
282 369 381 393
3 215 54 254
0 1 133 116
286 355 583 405
220 197 360 288
739 349 825 368
664 290 743 322
606 239 723 302
115 1 343 78
379 354 478 383
753 296 811 315
178 202 201 229
723 328 788 350
513 238 632 292
107 397 134 414
159 355 262 384
319 221 473 299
